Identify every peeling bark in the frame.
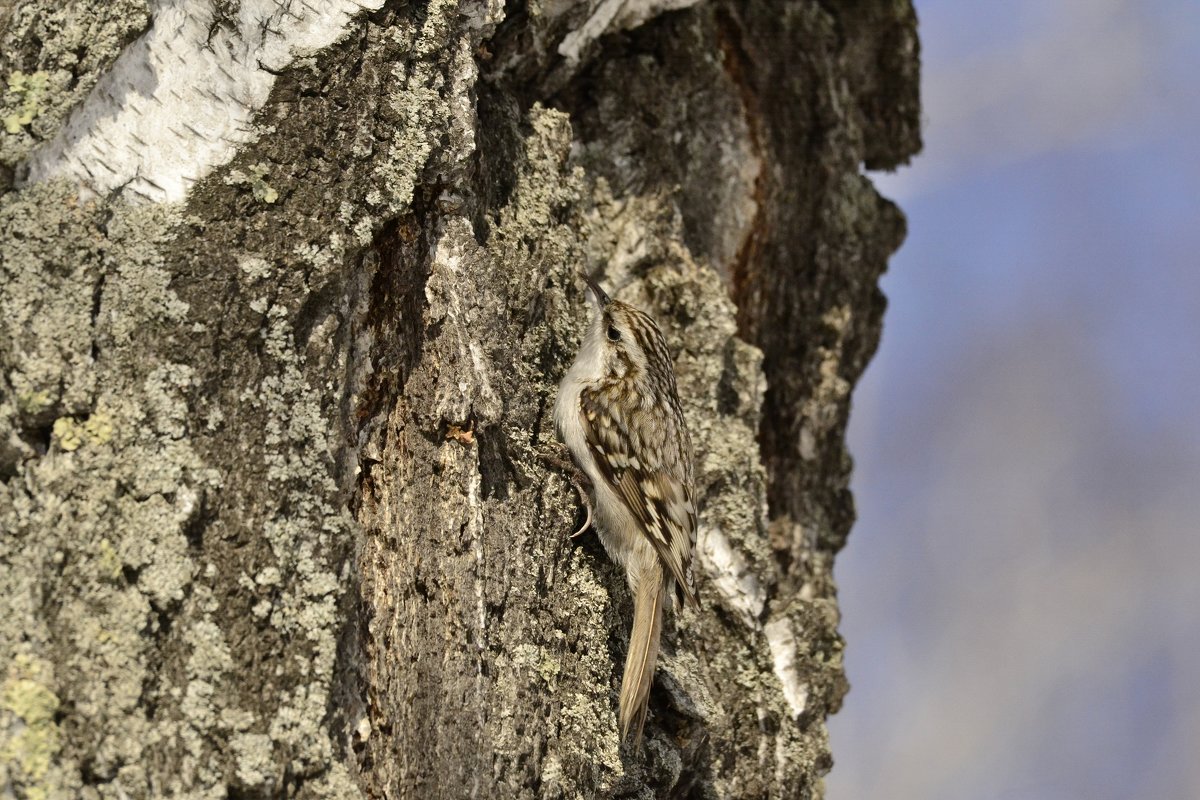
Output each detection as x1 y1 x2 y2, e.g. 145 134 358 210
0 1 920 798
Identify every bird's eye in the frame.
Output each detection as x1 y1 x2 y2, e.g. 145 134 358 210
607 325 622 342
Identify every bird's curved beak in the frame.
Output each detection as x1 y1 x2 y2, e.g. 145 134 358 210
581 271 612 307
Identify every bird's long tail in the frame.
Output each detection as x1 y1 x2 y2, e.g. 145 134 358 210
619 562 664 746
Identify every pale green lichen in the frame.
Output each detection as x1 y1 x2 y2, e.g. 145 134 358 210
0 1 151 166
230 731 274 787
371 0 478 215
51 411 113 451
0 181 230 797
16 389 53 417
0 181 104 424
50 416 83 451
96 538 123 581
237 255 275 282
0 654 62 795
226 162 279 203
3 70 50 133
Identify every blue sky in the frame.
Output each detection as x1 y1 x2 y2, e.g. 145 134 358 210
827 2 1200 798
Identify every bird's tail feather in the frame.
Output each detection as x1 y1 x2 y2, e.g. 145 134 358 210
619 564 664 746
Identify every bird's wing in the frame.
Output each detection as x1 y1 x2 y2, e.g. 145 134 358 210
581 386 698 608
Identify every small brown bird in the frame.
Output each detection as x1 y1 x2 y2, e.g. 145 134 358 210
554 272 698 745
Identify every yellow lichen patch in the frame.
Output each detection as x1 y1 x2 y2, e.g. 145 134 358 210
52 417 83 451
52 411 115 451
1 655 61 788
16 390 53 416
83 411 114 445
226 162 279 204
97 537 123 581
3 70 49 134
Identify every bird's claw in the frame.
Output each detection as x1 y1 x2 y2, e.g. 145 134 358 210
539 443 595 539
570 500 593 538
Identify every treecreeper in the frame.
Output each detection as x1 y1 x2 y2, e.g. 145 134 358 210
554 272 699 746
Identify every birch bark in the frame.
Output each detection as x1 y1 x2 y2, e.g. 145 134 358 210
0 1 919 796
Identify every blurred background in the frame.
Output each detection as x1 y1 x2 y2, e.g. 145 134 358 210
827 1 1200 799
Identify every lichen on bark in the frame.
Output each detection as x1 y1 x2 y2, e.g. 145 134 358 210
0 0 920 797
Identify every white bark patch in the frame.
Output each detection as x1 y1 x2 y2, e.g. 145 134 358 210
21 0 384 203
557 0 703 63
696 522 765 627
424 218 502 422
764 616 809 720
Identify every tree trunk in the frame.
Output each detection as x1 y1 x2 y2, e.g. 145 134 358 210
0 1 919 797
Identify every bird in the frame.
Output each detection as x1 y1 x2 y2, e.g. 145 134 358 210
554 271 698 745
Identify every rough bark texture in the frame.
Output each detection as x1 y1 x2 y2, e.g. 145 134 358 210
0 1 919 798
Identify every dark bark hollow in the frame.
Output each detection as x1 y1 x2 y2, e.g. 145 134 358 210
0 0 919 797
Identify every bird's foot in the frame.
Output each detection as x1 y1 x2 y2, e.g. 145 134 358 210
539 442 594 538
